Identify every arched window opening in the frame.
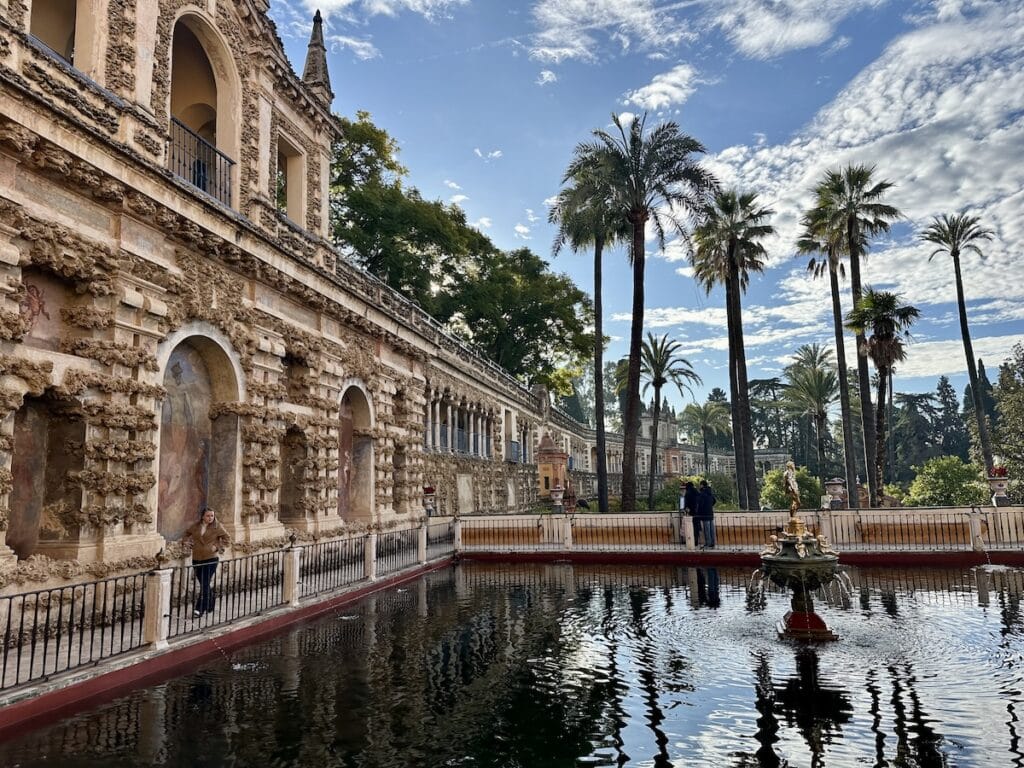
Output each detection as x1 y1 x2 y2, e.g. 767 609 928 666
9 393 85 560
168 18 236 206
339 387 373 522
276 134 306 224
279 427 308 524
157 337 239 540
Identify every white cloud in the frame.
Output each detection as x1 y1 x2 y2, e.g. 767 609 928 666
514 223 532 239
529 0 694 63
450 194 469 205
710 0 885 60
327 35 381 60
525 208 540 223
543 195 560 207
471 217 493 229
536 69 558 85
623 63 699 111
474 147 504 161
318 0 468 22
444 179 462 190
899 333 1024 378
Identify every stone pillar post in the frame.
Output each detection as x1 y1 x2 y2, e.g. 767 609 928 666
433 396 441 450
365 532 377 580
418 521 427 564
469 407 476 455
453 516 462 552
682 514 696 550
562 514 573 550
818 510 834 545
282 545 301 607
446 402 453 453
143 568 172 650
969 508 985 552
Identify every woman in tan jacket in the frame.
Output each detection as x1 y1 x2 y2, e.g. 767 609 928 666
184 507 231 617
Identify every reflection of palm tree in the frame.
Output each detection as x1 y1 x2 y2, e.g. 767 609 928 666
773 649 853 767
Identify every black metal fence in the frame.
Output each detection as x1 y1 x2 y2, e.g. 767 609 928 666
376 528 420 576
166 550 285 639
1 573 147 691
167 117 234 206
299 537 367 598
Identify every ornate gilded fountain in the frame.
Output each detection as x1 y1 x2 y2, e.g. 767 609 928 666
760 462 841 641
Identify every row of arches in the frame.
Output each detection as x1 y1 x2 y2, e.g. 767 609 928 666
5 328 375 560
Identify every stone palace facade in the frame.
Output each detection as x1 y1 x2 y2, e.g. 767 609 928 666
0 0 785 573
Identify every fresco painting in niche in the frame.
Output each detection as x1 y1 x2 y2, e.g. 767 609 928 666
159 345 213 539
338 396 353 518
19 271 68 352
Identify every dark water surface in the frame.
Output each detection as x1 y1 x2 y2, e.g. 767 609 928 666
1 562 1023 767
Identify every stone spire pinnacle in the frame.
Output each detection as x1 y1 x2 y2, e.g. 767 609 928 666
302 10 333 106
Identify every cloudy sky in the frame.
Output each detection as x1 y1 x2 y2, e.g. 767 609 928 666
271 0 1024 408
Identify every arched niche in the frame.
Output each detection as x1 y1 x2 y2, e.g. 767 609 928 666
167 11 241 206
8 393 85 560
279 426 308 524
339 384 373 522
156 332 241 540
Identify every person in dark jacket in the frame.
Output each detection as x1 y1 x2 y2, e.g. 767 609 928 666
682 481 699 543
184 507 231 617
695 480 717 548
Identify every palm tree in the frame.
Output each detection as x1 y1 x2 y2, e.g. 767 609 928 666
845 289 920 505
550 169 628 514
784 348 840 487
692 189 774 509
797 210 860 507
566 112 716 511
679 400 731 474
919 213 995 472
812 165 902 503
639 333 702 508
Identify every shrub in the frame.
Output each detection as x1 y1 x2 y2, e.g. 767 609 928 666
905 456 988 507
760 466 823 510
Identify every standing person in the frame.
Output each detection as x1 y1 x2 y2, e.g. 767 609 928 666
695 480 717 549
682 481 699 544
184 507 231 617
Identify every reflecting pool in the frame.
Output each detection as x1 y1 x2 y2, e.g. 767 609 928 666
1 562 1023 767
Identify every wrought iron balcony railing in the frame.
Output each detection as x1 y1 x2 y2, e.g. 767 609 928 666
167 117 234 207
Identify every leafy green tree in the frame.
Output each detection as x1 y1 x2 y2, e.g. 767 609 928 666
935 376 969 461
566 112 716 511
639 333 701 509
704 387 733 451
783 345 839 488
812 164 902 504
692 189 774 510
438 247 593 388
797 210 860 506
845 289 920 505
890 393 938 484
905 456 988 507
679 400 731 475
920 213 995 470
994 344 1024 502
749 377 786 449
761 466 823 511
551 167 629 514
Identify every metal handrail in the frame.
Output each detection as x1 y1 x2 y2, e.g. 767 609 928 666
167 117 235 207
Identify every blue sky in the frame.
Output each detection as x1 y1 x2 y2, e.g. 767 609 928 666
271 0 1024 410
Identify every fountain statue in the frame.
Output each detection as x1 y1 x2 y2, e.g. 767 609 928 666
760 461 841 641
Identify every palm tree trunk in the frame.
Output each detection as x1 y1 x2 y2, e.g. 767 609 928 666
593 235 609 513
848 218 877 505
647 384 662 509
873 366 889 507
814 414 825 488
621 218 646 512
830 264 859 509
729 265 759 509
702 427 710 474
953 252 995 471
724 277 749 510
